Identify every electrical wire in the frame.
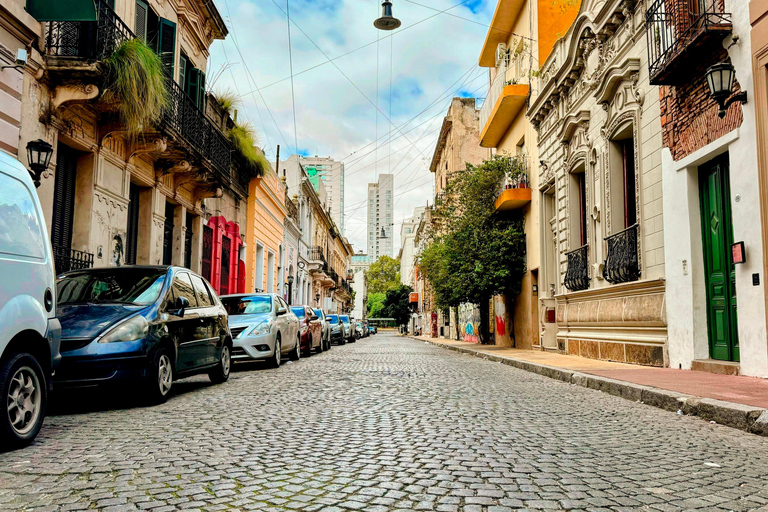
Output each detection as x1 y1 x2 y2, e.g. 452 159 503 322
286 0 299 154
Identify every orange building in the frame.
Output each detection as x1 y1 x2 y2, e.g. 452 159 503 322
244 163 287 293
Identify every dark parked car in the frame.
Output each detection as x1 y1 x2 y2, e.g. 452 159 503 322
327 314 344 345
292 305 322 355
313 308 332 351
55 266 232 402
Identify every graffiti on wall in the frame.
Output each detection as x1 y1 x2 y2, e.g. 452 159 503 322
458 303 481 343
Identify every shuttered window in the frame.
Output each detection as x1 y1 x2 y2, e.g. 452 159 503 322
158 17 176 74
126 183 140 264
51 143 78 254
163 201 175 265
134 0 148 41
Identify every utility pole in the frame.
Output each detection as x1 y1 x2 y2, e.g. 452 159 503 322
275 145 280 175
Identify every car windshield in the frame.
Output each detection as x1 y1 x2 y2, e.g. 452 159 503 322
221 295 272 315
57 268 167 306
313 309 323 318
327 315 339 324
340 316 349 323
291 307 306 318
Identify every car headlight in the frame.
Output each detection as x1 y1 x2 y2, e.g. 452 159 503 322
98 315 149 343
248 321 271 336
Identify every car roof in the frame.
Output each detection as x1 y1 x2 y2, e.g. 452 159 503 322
0 151 35 186
220 292 275 299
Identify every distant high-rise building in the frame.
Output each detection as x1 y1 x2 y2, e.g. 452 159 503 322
399 206 427 288
367 174 394 261
297 156 345 234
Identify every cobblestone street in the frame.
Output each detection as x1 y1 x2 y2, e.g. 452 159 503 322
2 335 768 512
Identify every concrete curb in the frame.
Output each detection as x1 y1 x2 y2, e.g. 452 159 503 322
414 337 768 437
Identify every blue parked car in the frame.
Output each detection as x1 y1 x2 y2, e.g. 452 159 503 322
55 266 232 402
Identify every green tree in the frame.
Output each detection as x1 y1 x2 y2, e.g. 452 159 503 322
419 155 527 343
365 255 401 294
367 292 386 318
383 284 414 327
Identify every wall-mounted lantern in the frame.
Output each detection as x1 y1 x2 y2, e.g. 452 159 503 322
26 139 53 188
705 62 748 118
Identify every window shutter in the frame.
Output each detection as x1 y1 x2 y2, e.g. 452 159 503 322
178 55 187 92
135 0 148 41
197 70 206 110
158 17 176 74
186 68 199 106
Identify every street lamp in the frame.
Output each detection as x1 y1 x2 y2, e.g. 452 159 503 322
315 292 320 304
26 139 53 188
705 62 748 119
374 0 401 30
287 275 294 305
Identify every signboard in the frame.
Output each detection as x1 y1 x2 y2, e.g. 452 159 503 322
732 241 746 264
409 292 419 303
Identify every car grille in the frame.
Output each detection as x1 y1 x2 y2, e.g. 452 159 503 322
230 326 248 339
60 338 93 352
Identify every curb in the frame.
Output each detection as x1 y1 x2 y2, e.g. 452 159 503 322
413 337 768 437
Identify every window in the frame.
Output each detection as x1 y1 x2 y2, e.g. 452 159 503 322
135 1 175 73
609 125 638 230
0 174 45 259
190 274 213 307
172 272 197 307
180 53 205 110
569 165 588 248
255 243 265 291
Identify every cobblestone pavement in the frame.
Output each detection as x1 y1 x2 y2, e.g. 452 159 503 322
2 335 768 512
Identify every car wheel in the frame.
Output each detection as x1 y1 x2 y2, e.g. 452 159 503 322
209 344 231 384
0 353 47 449
325 334 331 351
146 347 174 404
267 337 281 368
290 335 302 361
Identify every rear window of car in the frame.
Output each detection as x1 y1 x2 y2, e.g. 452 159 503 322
291 306 305 318
327 315 339 323
0 174 45 260
221 295 271 315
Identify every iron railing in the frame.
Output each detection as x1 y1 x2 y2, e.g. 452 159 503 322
46 0 132 60
499 157 530 193
564 244 589 292
54 245 94 274
44 0 232 177
646 0 731 84
603 224 640 284
310 247 328 270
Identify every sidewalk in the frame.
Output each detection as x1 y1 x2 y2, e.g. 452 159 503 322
410 335 768 437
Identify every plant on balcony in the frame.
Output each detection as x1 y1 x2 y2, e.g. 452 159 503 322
213 89 240 114
229 122 269 177
101 39 169 133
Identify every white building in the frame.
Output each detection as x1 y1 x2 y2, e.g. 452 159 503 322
399 206 427 288
350 253 370 319
367 174 394 260
297 156 345 235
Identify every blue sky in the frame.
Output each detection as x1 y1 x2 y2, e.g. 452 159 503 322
208 0 495 251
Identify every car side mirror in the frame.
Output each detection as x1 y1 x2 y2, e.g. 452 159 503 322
311 315 319 320
277 307 287 316
175 296 190 317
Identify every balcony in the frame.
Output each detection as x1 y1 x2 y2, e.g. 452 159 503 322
564 244 589 292
310 247 328 270
495 165 531 212
44 0 233 180
603 224 640 284
646 0 732 85
53 245 94 274
479 57 530 148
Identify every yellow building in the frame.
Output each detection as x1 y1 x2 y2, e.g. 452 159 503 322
477 0 580 348
245 163 286 293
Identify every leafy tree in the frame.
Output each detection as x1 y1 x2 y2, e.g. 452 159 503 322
383 284 414 327
367 292 386 318
419 155 527 343
365 255 401 294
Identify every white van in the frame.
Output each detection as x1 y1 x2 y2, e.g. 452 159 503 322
0 150 61 448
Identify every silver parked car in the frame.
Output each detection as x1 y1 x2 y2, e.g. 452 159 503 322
313 308 332 351
220 293 300 368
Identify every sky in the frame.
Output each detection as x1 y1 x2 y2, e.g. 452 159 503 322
207 0 496 254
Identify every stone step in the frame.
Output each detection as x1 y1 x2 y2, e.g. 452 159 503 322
691 359 740 376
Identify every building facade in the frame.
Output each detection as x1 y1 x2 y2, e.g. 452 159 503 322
299 155 345 235
245 165 286 294
10 0 265 297
656 0 766 376
529 0 667 365
399 206 427 288
367 173 394 260
350 253 370 319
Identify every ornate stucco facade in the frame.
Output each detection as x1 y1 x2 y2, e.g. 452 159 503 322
529 0 668 365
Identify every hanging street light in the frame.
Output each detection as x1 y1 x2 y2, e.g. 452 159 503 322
374 0 401 30
26 139 53 188
705 62 748 119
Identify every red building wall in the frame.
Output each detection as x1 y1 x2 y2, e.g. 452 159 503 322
206 216 244 295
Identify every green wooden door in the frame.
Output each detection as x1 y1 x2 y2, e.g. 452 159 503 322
699 155 739 361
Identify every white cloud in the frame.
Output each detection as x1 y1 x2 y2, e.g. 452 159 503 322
208 0 494 253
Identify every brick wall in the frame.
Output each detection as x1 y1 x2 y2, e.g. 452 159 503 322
659 48 743 161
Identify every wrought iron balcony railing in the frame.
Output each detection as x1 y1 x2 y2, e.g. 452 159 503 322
310 247 328 270
646 0 732 85
46 0 132 60
564 244 589 292
603 224 640 284
44 0 232 178
53 245 94 274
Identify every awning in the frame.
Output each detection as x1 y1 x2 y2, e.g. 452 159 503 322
26 0 97 21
